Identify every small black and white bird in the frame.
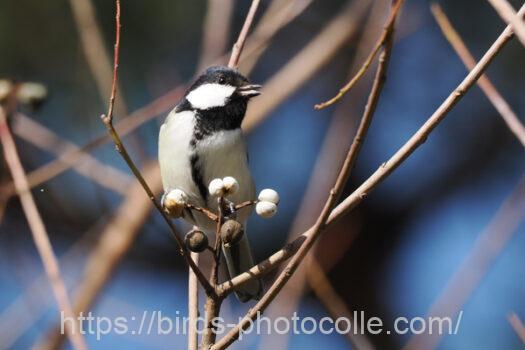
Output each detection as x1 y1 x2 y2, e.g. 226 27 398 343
158 66 262 302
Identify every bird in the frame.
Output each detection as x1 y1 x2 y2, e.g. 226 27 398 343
158 66 262 302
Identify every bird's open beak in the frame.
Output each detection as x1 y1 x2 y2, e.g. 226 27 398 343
237 84 262 98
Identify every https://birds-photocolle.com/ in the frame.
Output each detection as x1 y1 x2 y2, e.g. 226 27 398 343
158 66 262 302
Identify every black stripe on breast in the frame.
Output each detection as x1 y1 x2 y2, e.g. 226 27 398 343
190 154 208 203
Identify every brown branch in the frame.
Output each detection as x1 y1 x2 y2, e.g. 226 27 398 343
99 0 212 294
430 3 525 148
314 0 404 110
486 0 525 47
188 251 200 350
509 312 525 344
403 173 525 350
217 0 522 304
228 0 261 68
0 106 87 350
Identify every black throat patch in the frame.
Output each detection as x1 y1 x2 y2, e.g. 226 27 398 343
177 98 247 203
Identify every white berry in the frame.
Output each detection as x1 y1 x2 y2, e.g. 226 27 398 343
222 176 239 196
258 188 279 205
256 201 277 218
208 178 225 197
164 189 188 218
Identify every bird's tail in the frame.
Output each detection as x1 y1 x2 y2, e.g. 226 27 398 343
222 233 262 302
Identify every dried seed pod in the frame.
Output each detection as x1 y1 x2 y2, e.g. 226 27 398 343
220 219 244 247
185 230 208 253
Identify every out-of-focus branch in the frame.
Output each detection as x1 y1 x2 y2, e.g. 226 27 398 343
237 0 314 74
314 0 404 110
486 0 525 47
197 0 234 71
403 174 525 350
0 106 87 350
243 0 372 131
217 1 523 300
228 0 261 68
509 312 525 344
12 113 132 194
430 3 525 148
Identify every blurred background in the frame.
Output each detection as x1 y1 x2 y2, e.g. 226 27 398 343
0 0 524 349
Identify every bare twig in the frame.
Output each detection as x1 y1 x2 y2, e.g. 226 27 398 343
0 106 87 350
314 0 404 110
430 3 525 147
486 0 525 47
197 0 234 71
217 1 523 302
188 251 200 350
228 0 261 68
403 174 525 350
509 312 525 344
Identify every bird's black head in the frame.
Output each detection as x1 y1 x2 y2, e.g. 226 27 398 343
179 66 261 131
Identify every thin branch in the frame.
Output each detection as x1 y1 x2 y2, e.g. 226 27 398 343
0 106 87 350
197 0 234 71
314 0 404 110
430 3 525 148
486 0 525 47
403 173 525 350
217 1 523 301
99 0 213 295
228 0 261 68
509 312 525 344
188 251 200 350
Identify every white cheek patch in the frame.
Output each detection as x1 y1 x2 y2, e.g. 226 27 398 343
186 83 236 110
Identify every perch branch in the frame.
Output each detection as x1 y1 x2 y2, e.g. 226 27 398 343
0 106 87 350
188 251 200 350
431 3 525 147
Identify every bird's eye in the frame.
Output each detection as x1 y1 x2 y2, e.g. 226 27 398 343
218 76 226 85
